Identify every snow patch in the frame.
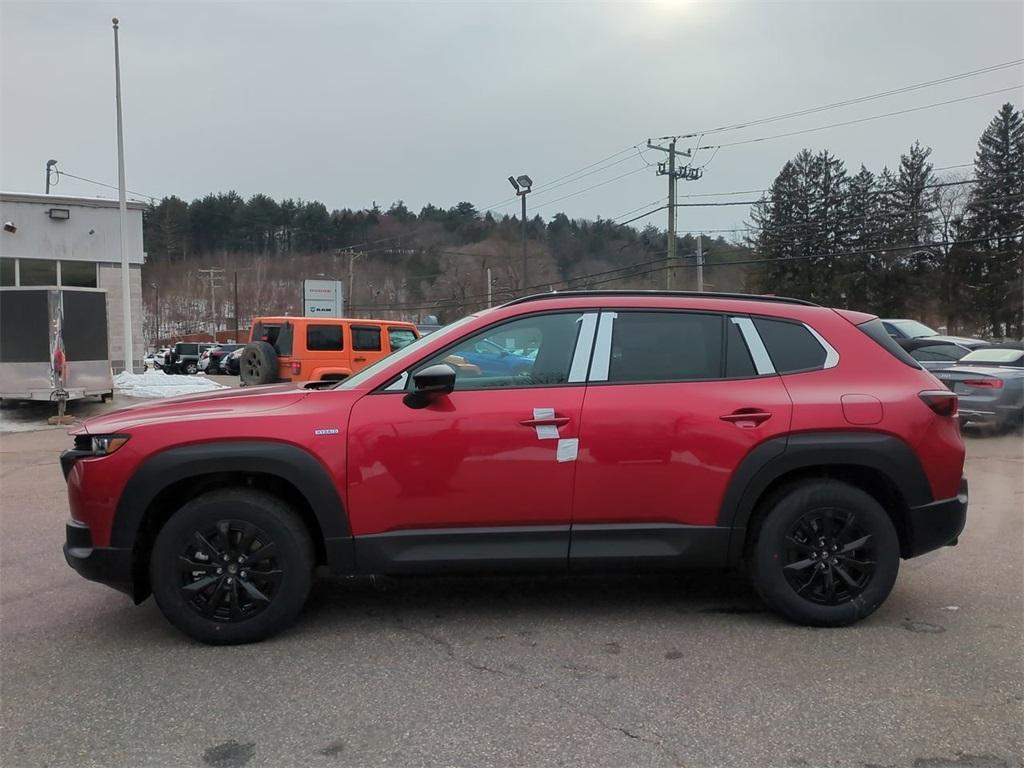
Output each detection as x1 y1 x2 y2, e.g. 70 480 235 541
114 371 228 399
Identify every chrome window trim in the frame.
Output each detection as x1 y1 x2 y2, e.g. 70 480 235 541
803 323 840 369
567 312 599 383
588 311 617 382
730 316 776 375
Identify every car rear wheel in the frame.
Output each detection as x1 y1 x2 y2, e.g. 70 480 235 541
749 480 899 627
184 362 198 375
150 489 313 645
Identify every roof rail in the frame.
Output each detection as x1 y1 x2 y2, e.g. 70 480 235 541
502 290 819 308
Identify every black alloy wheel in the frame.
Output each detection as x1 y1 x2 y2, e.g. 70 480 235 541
242 350 262 381
781 508 876 606
178 519 282 623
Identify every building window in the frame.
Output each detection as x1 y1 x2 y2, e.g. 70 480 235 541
0 258 14 287
60 261 98 288
18 258 57 287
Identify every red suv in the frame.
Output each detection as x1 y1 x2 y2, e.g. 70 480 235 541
62 292 968 644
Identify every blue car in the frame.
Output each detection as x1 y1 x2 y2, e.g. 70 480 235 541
456 338 536 377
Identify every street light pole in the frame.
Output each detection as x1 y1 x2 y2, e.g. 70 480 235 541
45 160 58 194
508 174 533 293
112 18 134 372
151 282 159 342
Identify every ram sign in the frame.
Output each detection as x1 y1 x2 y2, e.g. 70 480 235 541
303 279 344 317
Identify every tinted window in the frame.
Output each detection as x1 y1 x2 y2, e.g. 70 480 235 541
0 258 14 286
352 325 382 351
753 318 827 373
607 312 722 382
60 261 97 288
19 258 57 286
417 312 583 390
857 318 920 369
726 318 757 378
388 327 417 350
911 344 967 362
307 324 343 351
177 343 198 355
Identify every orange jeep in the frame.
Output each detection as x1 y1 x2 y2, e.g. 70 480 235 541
239 316 419 385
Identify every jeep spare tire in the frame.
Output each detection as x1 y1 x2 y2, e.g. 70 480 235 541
239 341 278 386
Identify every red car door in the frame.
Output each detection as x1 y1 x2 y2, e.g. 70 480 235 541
346 311 597 571
570 311 793 566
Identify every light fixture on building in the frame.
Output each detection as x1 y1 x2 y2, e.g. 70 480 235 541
47 208 71 220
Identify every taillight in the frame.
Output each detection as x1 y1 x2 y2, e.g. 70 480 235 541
290 361 302 376
919 390 959 417
963 378 1003 389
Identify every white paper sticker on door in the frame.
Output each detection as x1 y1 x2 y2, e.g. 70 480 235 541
556 438 579 463
533 407 559 439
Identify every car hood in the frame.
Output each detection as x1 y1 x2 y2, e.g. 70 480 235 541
73 383 311 435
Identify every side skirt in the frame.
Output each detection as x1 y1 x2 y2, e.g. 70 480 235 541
348 524 732 576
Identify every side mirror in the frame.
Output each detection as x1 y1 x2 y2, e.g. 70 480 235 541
403 364 456 409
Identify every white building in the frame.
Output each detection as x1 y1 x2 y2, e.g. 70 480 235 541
0 192 145 372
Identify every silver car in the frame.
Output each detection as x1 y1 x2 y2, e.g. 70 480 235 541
933 347 1024 431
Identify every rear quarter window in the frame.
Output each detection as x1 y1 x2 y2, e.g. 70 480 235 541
857 318 921 369
352 325 382 351
307 324 344 351
752 318 827 373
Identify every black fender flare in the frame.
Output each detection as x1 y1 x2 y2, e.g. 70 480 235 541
719 431 933 564
112 440 353 570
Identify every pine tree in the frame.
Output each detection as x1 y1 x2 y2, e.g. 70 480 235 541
957 103 1024 337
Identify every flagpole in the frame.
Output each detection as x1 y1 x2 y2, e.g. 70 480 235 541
113 17 134 372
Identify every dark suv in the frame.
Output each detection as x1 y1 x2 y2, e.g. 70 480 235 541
161 342 216 375
62 292 967 644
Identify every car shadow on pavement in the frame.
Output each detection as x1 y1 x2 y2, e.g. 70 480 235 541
298 570 771 631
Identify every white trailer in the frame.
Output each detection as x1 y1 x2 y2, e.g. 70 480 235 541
0 287 114 402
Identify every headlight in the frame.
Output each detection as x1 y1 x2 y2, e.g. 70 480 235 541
90 435 130 456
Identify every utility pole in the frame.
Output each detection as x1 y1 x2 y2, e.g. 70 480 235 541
347 250 358 314
233 271 239 340
151 282 160 343
486 266 493 308
198 267 225 340
696 234 704 292
647 138 703 290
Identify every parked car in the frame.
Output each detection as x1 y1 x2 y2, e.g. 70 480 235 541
933 345 1024 431
238 316 419 385
896 338 974 371
163 342 217 375
62 291 968 644
152 347 170 370
199 344 244 374
456 337 538 377
223 346 245 376
880 318 987 347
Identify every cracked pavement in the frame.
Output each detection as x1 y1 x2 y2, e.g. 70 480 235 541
1 424 1021 768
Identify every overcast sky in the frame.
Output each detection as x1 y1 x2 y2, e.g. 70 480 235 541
2 1 1022 234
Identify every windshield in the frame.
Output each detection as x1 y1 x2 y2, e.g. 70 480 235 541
336 314 478 388
891 320 938 338
959 348 1024 365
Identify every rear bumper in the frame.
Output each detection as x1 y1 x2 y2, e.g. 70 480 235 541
63 520 135 598
904 477 968 558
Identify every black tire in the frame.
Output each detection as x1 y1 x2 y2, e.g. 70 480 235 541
749 480 899 627
150 489 314 645
184 361 198 375
239 342 278 386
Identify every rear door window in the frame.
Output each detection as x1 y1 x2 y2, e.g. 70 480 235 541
352 325 382 351
597 311 723 383
307 324 344 351
388 327 417 351
752 318 828 373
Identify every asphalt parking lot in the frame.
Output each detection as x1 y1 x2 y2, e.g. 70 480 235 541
1 408 1021 768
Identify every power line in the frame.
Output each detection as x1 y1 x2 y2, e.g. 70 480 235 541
55 170 160 202
696 85 1023 151
672 59 1024 139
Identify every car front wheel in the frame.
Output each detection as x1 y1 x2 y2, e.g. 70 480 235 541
749 480 899 627
150 489 314 645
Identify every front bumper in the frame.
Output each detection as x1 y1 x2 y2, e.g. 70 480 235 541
904 477 968 558
63 520 135 598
